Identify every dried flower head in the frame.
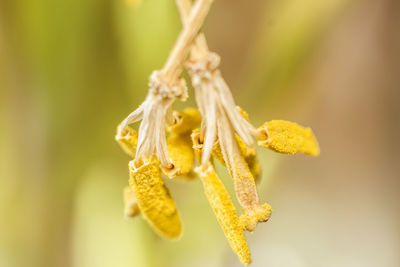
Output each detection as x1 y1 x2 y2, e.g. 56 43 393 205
115 0 320 265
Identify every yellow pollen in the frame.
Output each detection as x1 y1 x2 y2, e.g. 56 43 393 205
129 158 182 239
196 163 252 265
164 133 195 178
240 203 272 232
257 120 320 156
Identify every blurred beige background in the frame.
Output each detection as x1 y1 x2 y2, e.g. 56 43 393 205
0 0 399 266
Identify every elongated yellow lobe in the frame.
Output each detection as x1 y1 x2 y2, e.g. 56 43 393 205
115 125 138 158
257 120 320 156
196 164 252 265
123 186 140 218
129 158 182 239
240 203 272 232
212 136 261 181
164 134 194 178
168 108 201 135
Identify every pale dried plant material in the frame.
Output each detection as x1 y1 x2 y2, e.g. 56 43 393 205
118 0 215 172
196 163 251 265
176 0 271 232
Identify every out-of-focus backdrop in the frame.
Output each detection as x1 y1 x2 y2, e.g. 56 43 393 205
1 0 399 266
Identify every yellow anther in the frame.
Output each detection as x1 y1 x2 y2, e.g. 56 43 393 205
212 135 261 181
196 163 252 265
115 125 138 158
123 186 140 218
257 120 320 156
129 158 182 240
168 108 201 135
240 203 272 232
164 134 194 178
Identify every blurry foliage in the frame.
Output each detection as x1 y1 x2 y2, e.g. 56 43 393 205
0 0 353 267
241 0 353 116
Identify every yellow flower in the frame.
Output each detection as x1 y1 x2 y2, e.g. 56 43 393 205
168 108 201 135
164 133 194 178
115 16 320 264
163 108 201 178
257 120 320 156
196 163 251 265
129 158 182 240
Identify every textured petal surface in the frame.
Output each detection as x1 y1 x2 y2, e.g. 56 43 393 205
129 159 182 239
196 164 252 265
258 120 320 156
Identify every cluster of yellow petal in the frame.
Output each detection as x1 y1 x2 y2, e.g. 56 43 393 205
168 108 201 135
196 163 252 265
165 108 201 178
129 158 182 239
257 120 320 156
115 106 320 265
166 134 194 177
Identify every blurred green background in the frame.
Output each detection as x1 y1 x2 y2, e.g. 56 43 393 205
1 0 399 266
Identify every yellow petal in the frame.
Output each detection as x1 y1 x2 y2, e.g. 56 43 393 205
163 133 194 178
123 186 140 218
257 120 320 156
115 125 138 158
168 108 201 135
196 164 252 265
129 158 182 239
240 203 272 232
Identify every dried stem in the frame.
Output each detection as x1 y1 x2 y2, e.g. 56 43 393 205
160 0 214 85
175 0 210 60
